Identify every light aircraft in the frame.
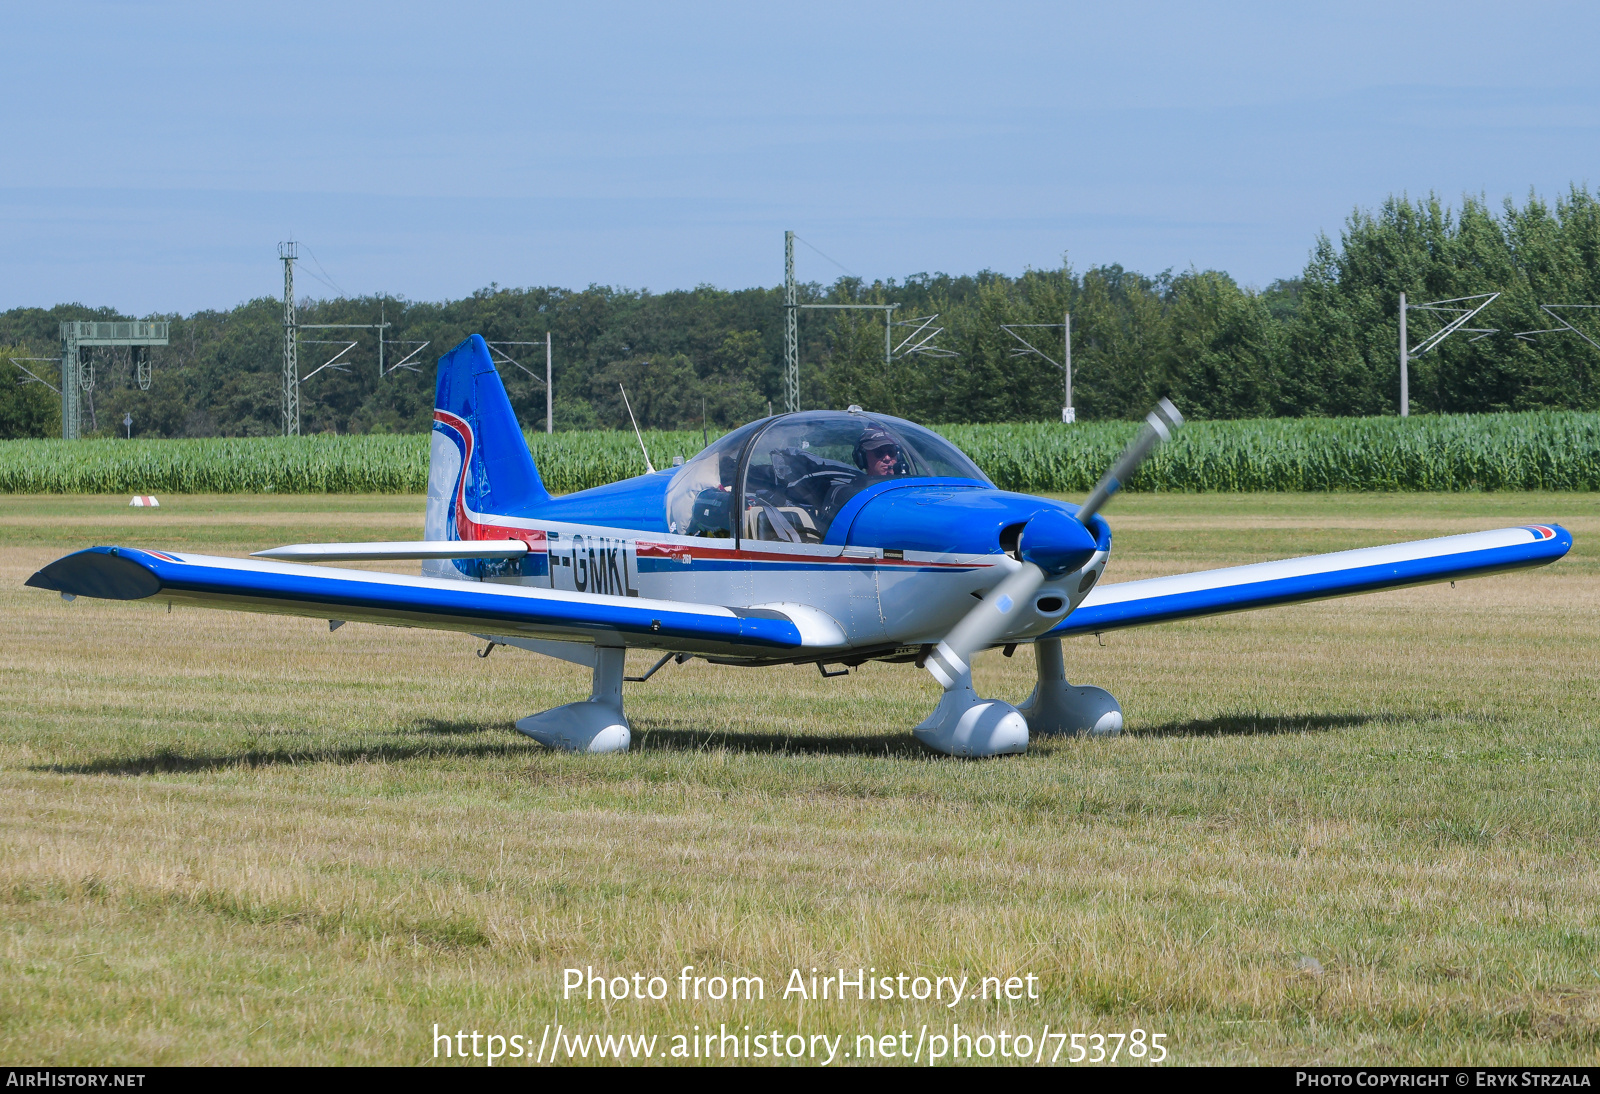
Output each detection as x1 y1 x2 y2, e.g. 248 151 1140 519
28 335 1572 757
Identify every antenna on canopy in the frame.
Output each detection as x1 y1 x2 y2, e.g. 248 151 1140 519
618 383 656 473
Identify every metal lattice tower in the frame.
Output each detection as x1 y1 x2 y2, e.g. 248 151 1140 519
280 241 299 436
61 329 80 441
783 231 798 413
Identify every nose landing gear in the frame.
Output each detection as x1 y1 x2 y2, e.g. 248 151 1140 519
911 675 1031 758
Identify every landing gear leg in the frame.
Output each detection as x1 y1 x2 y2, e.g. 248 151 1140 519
514 646 632 752
1017 637 1123 737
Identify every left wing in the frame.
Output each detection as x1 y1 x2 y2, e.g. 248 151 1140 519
26 546 848 657
1051 524 1571 638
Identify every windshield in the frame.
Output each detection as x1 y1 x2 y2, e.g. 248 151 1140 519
869 414 990 481
665 411 990 542
740 413 877 542
738 411 991 543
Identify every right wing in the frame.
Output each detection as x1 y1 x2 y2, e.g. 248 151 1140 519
26 546 849 658
1051 524 1571 637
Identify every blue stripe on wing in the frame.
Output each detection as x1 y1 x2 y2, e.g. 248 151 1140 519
1049 524 1572 638
27 546 804 650
634 557 980 575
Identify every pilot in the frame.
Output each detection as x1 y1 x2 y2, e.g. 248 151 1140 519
853 426 906 478
814 424 906 522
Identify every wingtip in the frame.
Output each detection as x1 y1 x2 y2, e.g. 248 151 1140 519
23 547 162 601
1551 523 1575 557
1526 523 1575 557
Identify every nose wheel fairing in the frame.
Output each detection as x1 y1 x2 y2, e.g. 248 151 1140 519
912 637 1121 757
912 676 1031 757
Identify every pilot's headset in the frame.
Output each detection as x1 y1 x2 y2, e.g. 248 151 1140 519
852 426 905 475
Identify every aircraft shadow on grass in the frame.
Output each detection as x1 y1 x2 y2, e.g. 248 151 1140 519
38 719 933 774
1133 711 1447 737
619 707 1474 752
631 726 926 758
412 718 500 736
35 711 1474 775
37 733 530 777
415 715 924 756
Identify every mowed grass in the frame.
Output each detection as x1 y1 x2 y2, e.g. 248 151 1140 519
0 492 1596 1066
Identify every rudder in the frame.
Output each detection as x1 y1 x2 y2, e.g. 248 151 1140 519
424 335 549 577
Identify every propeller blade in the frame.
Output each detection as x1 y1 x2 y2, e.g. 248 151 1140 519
1076 398 1183 527
925 561 1048 690
924 400 1183 693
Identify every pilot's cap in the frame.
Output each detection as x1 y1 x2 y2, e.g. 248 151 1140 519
858 426 898 454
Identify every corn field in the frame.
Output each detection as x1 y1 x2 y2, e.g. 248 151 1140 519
0 412 1596 495
941 411 1600 493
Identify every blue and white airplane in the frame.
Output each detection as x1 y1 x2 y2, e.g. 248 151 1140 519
28 335 1573 757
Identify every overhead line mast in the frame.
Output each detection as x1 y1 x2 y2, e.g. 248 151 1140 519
1398 291 1499 417
1001 314 1074 423
784 231 799 413
278 242 399 435
783 231 956 410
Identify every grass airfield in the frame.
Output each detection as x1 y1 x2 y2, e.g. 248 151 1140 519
0 492 1596 1066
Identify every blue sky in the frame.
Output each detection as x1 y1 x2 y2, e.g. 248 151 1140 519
4 1 1598 313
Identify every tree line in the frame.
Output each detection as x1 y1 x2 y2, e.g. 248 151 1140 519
3 186 1600 439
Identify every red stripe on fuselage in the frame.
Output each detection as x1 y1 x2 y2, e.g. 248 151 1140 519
632 540 982 569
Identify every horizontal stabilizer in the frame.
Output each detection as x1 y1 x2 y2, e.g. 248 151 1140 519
1051 524 1571 638
27 546 844 657
252 540 530 563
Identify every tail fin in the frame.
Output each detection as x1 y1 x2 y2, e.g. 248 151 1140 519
424 335 549 564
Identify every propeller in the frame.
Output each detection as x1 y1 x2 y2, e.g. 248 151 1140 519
1076 397 1183 528
923 398 1184 690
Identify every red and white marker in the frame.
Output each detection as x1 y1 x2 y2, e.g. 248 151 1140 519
128 496 160 507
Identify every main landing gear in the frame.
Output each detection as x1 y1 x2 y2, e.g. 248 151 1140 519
514 646 632 753
1016 638 1124 739
914 638 1122 758
513 637 1120 758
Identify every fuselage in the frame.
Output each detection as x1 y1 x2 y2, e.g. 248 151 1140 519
426 414 1112 665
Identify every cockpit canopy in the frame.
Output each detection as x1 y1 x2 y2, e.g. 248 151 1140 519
664 410 991 543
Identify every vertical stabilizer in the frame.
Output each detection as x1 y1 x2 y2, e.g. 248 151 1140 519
424 335 549 577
